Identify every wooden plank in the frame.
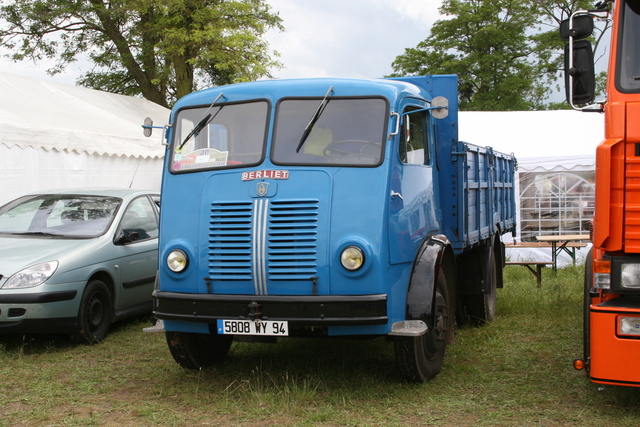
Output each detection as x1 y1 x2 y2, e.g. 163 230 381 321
505 261 553 266
536 234 590 242
505 242 587 248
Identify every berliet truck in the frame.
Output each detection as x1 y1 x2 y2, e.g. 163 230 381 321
146 74 516 382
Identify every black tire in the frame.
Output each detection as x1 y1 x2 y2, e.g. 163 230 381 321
461 245 497 325
72 279 113 344
583 248 593 374
166 331 233 369
394 269 451 382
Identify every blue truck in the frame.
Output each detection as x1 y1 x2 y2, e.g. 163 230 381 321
148 75 516 382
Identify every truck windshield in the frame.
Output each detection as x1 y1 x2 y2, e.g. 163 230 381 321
617 0 640 92
272 97 388 166
170 100 268 173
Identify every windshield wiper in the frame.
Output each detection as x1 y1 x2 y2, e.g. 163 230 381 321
179 114 211 150
296 86 334 153
10 231 61 237
178 92 225 151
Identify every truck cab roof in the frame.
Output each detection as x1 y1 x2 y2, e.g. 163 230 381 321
172 77 440 113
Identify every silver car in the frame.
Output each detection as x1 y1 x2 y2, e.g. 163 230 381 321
0 189 159 343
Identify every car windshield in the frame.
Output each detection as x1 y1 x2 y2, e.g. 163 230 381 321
0 195 122 238
272 97 388 166
618 0 640 92
170 100 269 173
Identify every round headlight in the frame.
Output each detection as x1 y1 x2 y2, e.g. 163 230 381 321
167 250 188 273
340 246 364 271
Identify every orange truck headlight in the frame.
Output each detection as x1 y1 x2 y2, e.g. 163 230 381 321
618 316 640 337
621 263 640 289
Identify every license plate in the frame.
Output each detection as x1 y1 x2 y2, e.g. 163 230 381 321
217 319 289 336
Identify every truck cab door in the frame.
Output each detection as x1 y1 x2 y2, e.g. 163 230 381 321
388 101 440 265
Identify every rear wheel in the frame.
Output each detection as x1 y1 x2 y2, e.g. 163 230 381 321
166 331 233 369
394 269 451 382
461 244 498 325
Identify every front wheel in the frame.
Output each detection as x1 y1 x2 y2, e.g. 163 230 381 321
72 279 113 344
394 269 451 382
166 331 233 369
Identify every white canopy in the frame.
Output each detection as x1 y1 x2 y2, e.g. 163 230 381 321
459 110 602 161
458 110 605 266
0 72 170 205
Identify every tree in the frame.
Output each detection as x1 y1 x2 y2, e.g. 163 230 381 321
532 0 611 104
389 0 600 111
0 0 283 107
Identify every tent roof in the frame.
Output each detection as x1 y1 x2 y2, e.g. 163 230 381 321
458 110 603 169
516 154 594 172
0 71 169 159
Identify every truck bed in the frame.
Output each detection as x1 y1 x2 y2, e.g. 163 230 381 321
446 141 517 251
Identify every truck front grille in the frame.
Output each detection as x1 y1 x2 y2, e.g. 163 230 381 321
209 202 254 281
209 199 319 294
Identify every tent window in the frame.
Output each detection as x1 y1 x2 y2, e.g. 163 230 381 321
519 171 594 242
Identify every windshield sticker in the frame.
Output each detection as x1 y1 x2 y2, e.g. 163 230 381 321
173 148 228 171
242 170 290 181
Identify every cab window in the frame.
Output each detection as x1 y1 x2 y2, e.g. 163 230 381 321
400 108 429 165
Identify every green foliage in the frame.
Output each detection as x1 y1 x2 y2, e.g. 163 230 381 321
0 0 283 107
390 0 600 111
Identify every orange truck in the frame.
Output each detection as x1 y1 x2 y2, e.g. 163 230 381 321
563 0 640 387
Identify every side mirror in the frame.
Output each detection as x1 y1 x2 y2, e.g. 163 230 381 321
564 39 595 105
431 96 449 119
560 15 594 41
142 117 154 137
114 230 140 245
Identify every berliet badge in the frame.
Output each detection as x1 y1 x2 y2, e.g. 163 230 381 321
256 181 269 197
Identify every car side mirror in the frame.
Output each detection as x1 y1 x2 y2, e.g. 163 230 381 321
115 230 140 245
560 15 594 41
564 39 596 105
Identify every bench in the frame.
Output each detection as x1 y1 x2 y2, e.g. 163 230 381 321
505 261 553 287
505 242 588 249
506 241 588 273
504 242 587 287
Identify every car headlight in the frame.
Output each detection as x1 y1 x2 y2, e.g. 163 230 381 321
3 261 59 289
167 250 188 273
340 246 364 271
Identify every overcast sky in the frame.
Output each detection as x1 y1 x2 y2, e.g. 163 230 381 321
0 0 443 85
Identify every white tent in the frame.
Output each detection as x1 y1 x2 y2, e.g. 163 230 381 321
0 72 170 206
459 110 604 266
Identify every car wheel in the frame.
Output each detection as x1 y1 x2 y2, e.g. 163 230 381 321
72 279 113 344
166 331 233 369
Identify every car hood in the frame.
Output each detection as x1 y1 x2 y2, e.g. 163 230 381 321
0 236 98 278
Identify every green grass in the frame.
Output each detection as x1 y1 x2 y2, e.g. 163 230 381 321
2 265 640 426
